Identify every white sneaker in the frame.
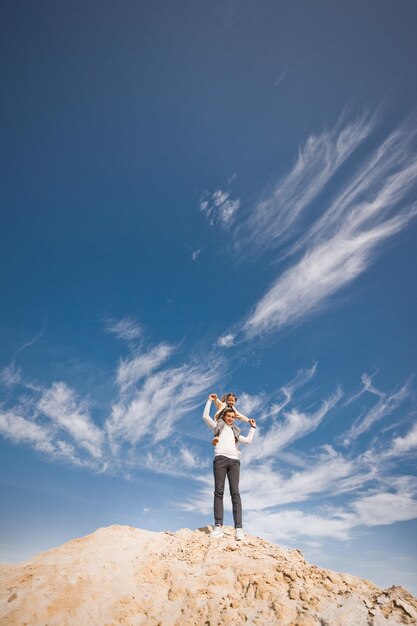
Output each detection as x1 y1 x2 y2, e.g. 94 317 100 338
211 525 224 538
235 528 245 541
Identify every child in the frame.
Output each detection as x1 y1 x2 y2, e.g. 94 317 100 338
210 392 256 446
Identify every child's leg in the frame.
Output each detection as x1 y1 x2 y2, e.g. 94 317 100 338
232 424 241 441
212 418 225 445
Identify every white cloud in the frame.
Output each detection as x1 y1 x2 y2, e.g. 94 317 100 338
180 446 206 469
387 422 417 457
191 249 201 261
38 382 104 458
0 362 22 388
222 117 417 341
235 114 374 254
245 475 417 543
360 373 385 398
270 362 318 416
290 126 417 256
241 446 371 512
343 371 384 406
237 392 266 418
14 323 47 356
116 343 174 393
352 490 417 527
106 357 222 447
0 409 54 453
200 188 241 227
217 333 236 348
104 316 143 344
0 409 91 467
243 207 416 338
244 387 342 462
246 509 352 542
0 325 225 475
343 382 411 445
140 446 205 478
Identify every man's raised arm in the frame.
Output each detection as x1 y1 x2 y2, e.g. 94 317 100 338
238 424 256 444
202 395 216 430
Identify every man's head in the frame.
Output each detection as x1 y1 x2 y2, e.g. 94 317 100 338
223 409 236 425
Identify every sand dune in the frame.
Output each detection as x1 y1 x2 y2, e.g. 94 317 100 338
1 525 416 625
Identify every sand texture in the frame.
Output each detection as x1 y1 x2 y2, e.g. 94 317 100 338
1 525 416 625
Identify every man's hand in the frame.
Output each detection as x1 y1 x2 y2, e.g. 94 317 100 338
209 393 218 401
249 418 257 428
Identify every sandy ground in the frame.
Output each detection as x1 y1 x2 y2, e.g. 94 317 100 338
1 525 416 625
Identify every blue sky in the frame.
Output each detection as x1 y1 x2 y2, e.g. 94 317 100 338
1 0 417 594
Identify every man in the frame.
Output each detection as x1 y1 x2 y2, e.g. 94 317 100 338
202 393 256 541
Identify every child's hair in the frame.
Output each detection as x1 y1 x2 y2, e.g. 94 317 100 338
221 392 238 403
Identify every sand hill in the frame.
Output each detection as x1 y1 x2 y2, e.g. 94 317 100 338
1 525 416 625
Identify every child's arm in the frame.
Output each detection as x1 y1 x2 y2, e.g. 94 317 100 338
233 407 250 423
210 393 223 411
234 408 257 428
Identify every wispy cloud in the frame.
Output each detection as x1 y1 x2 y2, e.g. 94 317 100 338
386 421 417 458
241 450 369 512
273 70 287 87
0 324 47 390
246 508 352 542
269 362 318 417
14 323 47 356
352 479 417 527
106 357 221 448
343 381 411 445
235 113 374 254
244 387 343 462
38 382 104 459
246 479 417 542
243 208 416 338
217 333 236 348
200 188 241 227
1 376 106 468
0 316 226 476
343 371 385 406
223 116 417 342
0 362 22 389
116 343 174 393
237 392 266 418
141 444 207 478
0 409 55 454
104 316 143 345
191 248 201 261
0 407 96 468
